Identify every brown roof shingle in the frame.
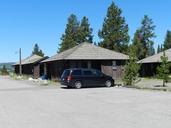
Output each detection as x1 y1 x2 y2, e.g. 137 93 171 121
42 42 129 62
14 54 44 65
138 48 171 63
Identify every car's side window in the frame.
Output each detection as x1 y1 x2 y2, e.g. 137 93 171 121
72 70 82 76
83 70 93 76
92 70 103 77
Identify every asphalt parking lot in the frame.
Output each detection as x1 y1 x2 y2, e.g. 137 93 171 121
0 77 171 128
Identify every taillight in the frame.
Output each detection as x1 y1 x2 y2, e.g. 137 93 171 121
67 75 72 81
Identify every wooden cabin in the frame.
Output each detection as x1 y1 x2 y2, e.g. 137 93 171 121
138 49 171 77
14 54 48 79
42 42 129 80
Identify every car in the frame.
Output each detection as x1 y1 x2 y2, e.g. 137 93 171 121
61 68 114 89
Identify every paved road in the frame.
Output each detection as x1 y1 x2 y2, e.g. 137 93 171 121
0 77 171 128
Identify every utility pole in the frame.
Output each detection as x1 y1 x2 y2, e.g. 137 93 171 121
19 48 22 76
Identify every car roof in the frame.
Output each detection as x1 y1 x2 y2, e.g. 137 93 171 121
65 68 97 71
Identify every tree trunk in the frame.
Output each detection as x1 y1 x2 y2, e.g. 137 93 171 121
163 80 165 87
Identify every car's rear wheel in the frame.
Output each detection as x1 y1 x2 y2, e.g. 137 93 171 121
74 81 82 89
105 80 112 87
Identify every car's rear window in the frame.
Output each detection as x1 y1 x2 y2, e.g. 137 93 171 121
83 70 93 76
62 70 70 77
71 70 82 76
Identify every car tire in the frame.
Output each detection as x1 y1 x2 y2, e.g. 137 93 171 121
105 80 112 87
74 81 82 89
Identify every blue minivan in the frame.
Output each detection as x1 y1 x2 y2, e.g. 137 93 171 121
61 68 114 89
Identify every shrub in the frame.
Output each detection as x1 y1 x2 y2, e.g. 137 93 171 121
157 52 171 87
0 65 9 76
123 45 140 86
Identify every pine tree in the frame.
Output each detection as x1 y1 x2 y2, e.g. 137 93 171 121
157 44 163 53
59 14 79 52
149 43 155 55
140 15 156 57
160 44 163 52
157 52 170 87
1 65 9 75
77 16 93 43
163 30 171 50
132 15 156 59
132 29 145 60
98 1 130 54
32 43 44 57
123 45 140 85
157 44 161 53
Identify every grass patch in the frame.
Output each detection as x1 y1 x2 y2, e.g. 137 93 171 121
10 73 31 80
39 80 58 86
47 80 57 85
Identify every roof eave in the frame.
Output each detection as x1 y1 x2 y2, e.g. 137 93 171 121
42 58 129 63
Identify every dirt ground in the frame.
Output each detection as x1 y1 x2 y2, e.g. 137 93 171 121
135 78 171 90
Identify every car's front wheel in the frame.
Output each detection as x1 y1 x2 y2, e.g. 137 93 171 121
74 81 82 89
105 80 112 87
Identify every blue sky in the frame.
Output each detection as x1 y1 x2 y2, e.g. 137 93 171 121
0 0 171 62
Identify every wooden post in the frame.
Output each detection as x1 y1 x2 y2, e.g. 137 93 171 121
19 48 22 76
44 63 47 75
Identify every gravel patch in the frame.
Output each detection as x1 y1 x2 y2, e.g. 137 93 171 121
0 77 171 128
134 78 171 91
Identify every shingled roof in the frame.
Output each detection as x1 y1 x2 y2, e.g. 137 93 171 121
42 42 129 63
138 48 171 63
14 54 44 65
